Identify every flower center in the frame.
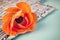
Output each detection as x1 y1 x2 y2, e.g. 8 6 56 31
15 16 23 23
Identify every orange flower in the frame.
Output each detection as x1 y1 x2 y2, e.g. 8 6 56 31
2 2 37 36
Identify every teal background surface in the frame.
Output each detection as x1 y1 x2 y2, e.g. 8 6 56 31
12 0 60 40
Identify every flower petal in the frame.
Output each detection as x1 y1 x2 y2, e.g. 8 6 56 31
16 2 31 13
17 29 28 34
24 13 34 27
2 21 11 35
32 13 37 22
2 13 12 23
29 22 36 31
5 7 20 13
28 13 37 31
16 2 34 27
10 11 22 29
10 21 28 36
